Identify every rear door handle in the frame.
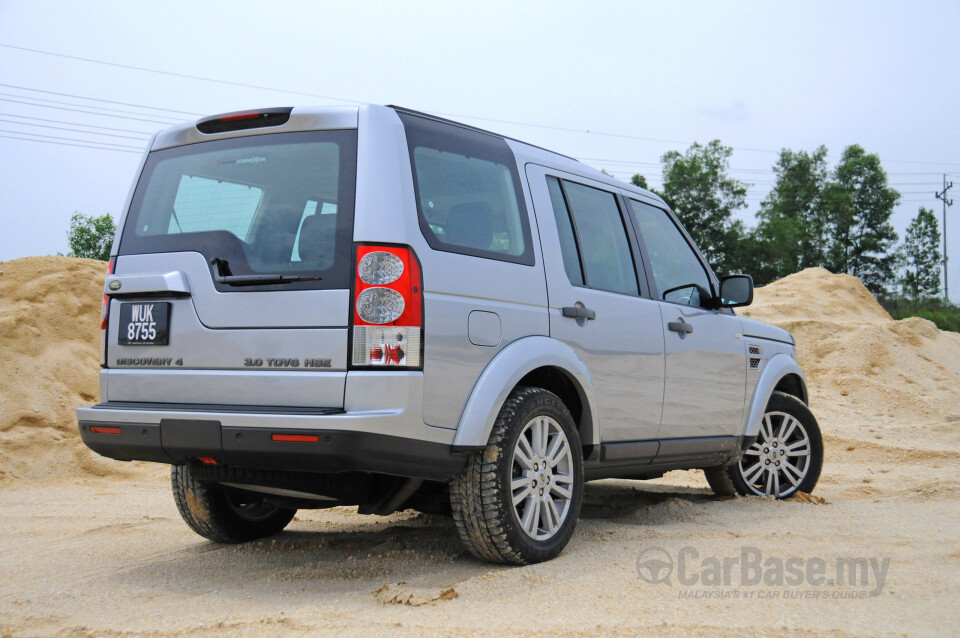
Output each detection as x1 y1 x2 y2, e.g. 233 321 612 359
562 306 596 320
668 319 694 334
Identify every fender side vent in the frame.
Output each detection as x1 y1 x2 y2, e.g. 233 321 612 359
748 344 762 356
749 357 762 370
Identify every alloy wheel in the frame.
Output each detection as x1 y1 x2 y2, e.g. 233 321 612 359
510 415 575 540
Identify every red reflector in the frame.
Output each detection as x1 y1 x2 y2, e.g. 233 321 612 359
91 426 121 435
197 457 218 465
220 112 261 122
271 434 319 442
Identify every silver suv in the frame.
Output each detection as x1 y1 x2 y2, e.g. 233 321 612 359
78 105 823 564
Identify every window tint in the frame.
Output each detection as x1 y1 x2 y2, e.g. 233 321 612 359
546 177 584 286
399 113 534 265
292 201 337 264
169 176 262 240
561 181 637 295
119 130 357 291
629 199 712 306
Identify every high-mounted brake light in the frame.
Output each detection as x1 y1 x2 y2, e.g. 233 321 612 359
352 246 423 368
100 258 115 367
196 107 293 134
219 112 261 122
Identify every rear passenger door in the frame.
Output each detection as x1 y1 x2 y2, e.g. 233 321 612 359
625 197 746 441
526 165 664 443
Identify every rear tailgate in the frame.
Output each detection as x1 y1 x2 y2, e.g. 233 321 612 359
104 127 357 408
105 252 349 407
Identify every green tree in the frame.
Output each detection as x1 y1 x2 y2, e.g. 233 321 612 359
899 206 942 301
630 173 649 189
752 146 830 284
824 145 900 295
658 140 749 274
67 212 116 261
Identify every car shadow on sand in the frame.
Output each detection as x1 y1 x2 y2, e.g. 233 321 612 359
107 482 721 598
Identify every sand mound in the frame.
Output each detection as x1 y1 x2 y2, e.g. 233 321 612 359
1 259 958 484
747 267 891 325
749 268 960 448
0 256 148 483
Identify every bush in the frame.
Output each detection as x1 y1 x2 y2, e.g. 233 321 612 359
881 297 960 333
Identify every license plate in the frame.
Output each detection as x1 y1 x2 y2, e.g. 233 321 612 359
118 302 170 346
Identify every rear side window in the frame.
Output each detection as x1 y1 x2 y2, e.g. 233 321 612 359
628 198 712 306
547 178 638 296
546 178 584 286
398 113 534 265
119 130 357 291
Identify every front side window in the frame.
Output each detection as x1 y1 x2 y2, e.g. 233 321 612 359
628 199 712 307
119 130 357 290
399 113 534 265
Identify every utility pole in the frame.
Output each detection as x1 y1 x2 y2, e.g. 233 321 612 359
936 175 953 304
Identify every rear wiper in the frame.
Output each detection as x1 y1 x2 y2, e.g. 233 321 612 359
216 273 322 286
210 257 321 287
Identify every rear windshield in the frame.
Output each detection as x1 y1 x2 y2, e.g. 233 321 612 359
119 130 357 290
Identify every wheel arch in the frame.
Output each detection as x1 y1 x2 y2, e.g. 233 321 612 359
452 336 599 449
742 353 809 439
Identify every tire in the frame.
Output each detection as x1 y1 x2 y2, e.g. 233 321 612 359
705 391 823 499
449 387 584 565
171 465 296 543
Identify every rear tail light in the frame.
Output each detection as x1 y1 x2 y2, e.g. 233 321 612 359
100 258 115 367
351 246 422 368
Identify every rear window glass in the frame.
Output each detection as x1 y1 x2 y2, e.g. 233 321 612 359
169 175 262 239
398 113 534 266
119 130 357 291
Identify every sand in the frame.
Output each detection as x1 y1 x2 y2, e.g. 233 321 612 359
0 258 958 636
0 256 154 484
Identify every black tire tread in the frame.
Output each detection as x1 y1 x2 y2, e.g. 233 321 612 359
703 464 739 496
450 386 582 565
171 465 295 543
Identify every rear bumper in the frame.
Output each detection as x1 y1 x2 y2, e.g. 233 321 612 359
76 400 463 482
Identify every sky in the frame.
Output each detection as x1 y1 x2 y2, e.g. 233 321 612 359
1 1 958 299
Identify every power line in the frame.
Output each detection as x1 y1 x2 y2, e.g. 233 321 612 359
0 128 144 150
7 43 956 168
0 118 149 140
0 91 183 122
0 83 203 116
444 113 700 148
0 112 154 135
0 97 182 124
0 133 142 154
0 42 364 105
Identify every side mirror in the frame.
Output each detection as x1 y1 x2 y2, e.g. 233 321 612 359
719 274 753 308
